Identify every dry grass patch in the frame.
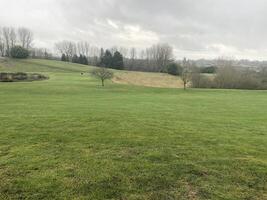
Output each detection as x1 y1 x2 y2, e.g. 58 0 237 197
113 71 183 88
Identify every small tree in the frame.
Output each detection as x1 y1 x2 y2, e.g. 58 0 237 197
91 67 113 86
10 46 29 59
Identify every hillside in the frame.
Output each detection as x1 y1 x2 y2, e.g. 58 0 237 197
0 58 91 73
0 58 183 88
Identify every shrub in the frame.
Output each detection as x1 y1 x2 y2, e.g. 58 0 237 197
167 63 183 76
200 66 217 74
13 72 28 80
0 73 13 82
30 73 48 81
10 46 29 59
0 72 48 82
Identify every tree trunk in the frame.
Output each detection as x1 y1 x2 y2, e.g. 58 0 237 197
101 79 104 87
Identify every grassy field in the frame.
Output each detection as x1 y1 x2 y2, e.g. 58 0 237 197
0 59 266 199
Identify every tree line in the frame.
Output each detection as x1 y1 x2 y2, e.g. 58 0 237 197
0 27 174 73
2 27 267 90
54 40 174 72
59 46 124 70
61 53 89 65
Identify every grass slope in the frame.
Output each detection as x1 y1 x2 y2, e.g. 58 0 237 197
113 71 183 88
0 58 90 73
0 59 266 199
0 58 183 88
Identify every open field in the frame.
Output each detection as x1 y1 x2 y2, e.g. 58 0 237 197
0 59 266 199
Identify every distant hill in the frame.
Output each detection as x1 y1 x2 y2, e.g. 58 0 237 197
192 58 267 69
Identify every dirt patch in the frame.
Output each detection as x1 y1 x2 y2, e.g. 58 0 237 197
185 182 198 200
113 71 184 88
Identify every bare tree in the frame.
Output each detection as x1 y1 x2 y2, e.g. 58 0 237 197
129 47 136 60
142 43 173 72
91 67 114 86
88 46 100 65
0 27 34 56
154 43 173 72
2 27 12 56
181 58 192 90
55 41 76 61
216 57 234 68
2 27 17 56
77 41 90 57
10 28 16 48
31 48 52 59
128 47 136 70
119 47 128 58
140 49 145 60
0 28 5 57
18 27 33 49
121 44 173 72
109 46 117 56
214 57 238 88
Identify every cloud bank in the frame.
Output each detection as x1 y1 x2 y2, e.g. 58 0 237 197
1 0 267 59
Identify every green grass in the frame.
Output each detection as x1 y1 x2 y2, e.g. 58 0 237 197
0 59 266 199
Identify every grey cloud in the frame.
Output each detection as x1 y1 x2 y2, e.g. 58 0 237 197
0 0 267 59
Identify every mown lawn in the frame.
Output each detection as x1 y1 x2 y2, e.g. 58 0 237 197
0 59 266 199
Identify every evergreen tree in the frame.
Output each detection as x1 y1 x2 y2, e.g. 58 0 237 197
112 51 124 70
102 50 113 68
72 54 79 63
10 46 29 59
167 63 183 76
83 55 88 65
61 54 67 62
79 54 84 64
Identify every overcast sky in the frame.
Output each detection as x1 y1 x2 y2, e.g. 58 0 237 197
1 0 267 60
